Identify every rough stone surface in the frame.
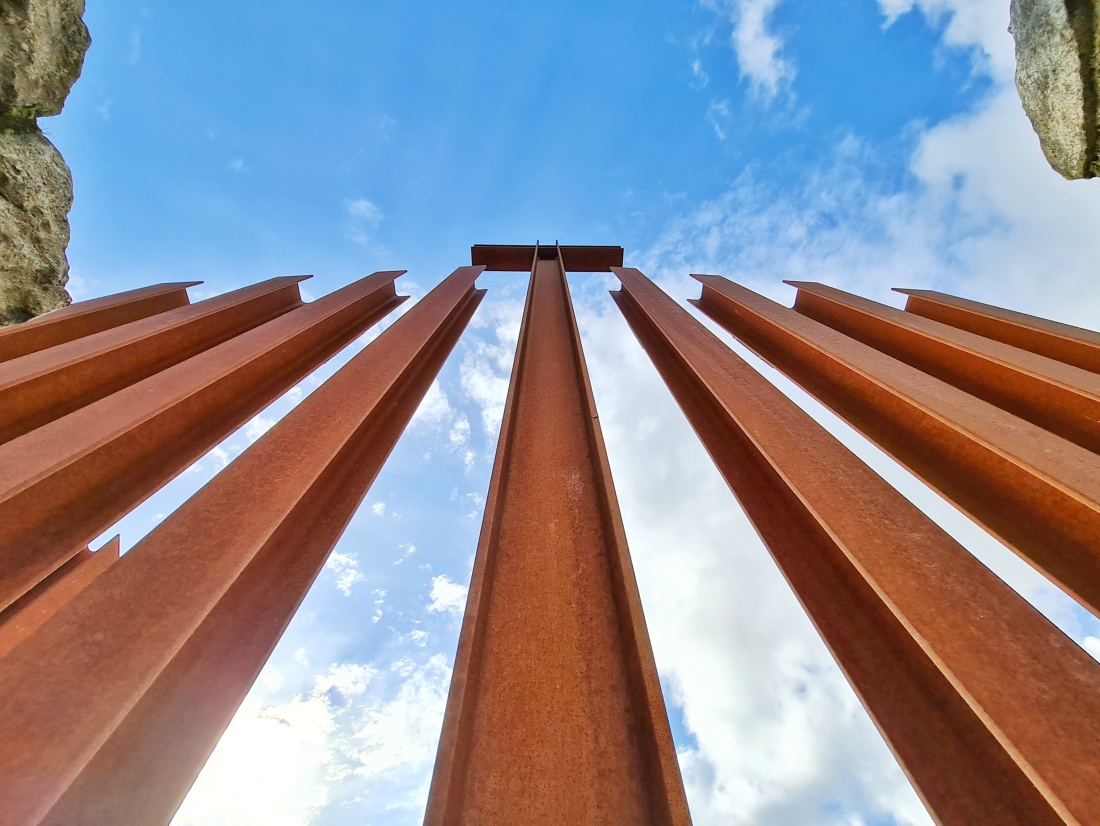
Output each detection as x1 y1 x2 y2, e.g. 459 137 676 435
0 0 89 325
1011 0 1100 179
0 123 73 323
0 0 90 118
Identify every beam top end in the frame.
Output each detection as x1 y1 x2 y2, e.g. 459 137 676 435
471 244 625 272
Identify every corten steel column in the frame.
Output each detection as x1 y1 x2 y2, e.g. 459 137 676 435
610 266 1100 826
0 281 200 363
897 288 1100 373
689 276 1100 618
0 271 406 612
0 537 119 659
788 282 1100 452
426 246 690 826
0 276 309 443
0 266 485 826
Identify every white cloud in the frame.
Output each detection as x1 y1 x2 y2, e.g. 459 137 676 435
701 0 795 98
427 575 468 616
345 198 384 247
460 299 523 436
244 415 276 443
174 656 451 825
706 99 733 141
394 543 417 565
371 501 387 516
226 158 247 174
411 380 453 428
449 413 471 447
326 552 367 596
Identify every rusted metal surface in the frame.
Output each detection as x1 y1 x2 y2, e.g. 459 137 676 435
472 243 624 272
0 272 406 612
691 276 1100 618
0 267 485 826
426 248 690 826
897 288 1100 374
0 277 309 444
611 266 1100 826
0 537 119 660
789 281 1100 453
0 282 200 364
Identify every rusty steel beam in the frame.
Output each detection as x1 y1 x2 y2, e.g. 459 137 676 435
472 243 624 272
0 271 406 612
426 248 690 826
788 281 1100 453
897 288 1100 374
0 276 308 443
0 282 201 364
0 537 119 660
0 266 486 826
691 276 1100 619
611 266 1100 826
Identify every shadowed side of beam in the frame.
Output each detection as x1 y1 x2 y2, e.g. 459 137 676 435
897 288 1100 374
0 282 201 363
0 538 120 659
426 249 690 826
610 266 1100 826
691 276 1100 619
0 267 486 826
0 277 309 443
789 282 1100 453
0 271 407 612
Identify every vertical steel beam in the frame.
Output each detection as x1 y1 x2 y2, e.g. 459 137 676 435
610 266 1100 826
788 281 1100 452
0 271 406 612
0 537 119 659
897 288 1100 374
0 267 486 826
0 282 200 364
690 275 1100 619
0 276 308 443
426 248 690 826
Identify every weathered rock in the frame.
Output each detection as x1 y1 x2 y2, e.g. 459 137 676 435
0 0 88 325
0 121 72 324
1011 0 1100 179
0 0 90 118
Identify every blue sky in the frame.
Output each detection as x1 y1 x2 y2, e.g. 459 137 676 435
44 1 1100 824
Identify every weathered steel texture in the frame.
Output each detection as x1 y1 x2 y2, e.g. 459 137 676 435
897 288 1100 374
0 537 119 660
0 271 407 612
0 277 309 444
426 248 690 826
472 243 624 272
0 267 486 826
0 282 200 364
789 281 1100 453
691 276 1100 618
610 266 1100 826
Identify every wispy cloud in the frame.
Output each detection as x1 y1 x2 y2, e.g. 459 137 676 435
701 0 795 99
344 198 384 247
427 575 468 616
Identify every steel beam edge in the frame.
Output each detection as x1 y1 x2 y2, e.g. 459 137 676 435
787 281 1100 454
690 275 1100 619
896 288 1100 374
0 271 408 612
426 248 689 825
0 537 120 659
0 266 486 826
0 276 309 443
0 282 202 364
610 266 1100 826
